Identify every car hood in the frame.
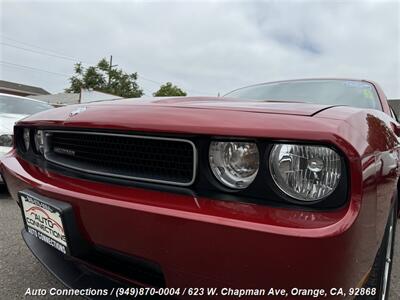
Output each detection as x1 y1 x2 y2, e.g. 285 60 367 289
0 113 28 134
18 96 346 140
23 97 335 121
16 96 367 161
94 97 334 116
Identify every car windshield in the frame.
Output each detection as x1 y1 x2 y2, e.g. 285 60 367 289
0 95 52 115
225 79 381 110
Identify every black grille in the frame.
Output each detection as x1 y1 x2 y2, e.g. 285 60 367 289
45 131 196 185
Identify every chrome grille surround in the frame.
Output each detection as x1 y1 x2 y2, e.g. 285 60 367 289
43 130 197 186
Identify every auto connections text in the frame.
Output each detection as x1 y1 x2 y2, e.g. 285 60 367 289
24 287 377 298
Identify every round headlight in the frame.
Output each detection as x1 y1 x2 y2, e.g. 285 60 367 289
269 144 342 201
23 128 30 151
34 130 45 154
209 141 259 189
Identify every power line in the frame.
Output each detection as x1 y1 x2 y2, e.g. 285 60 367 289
138 75 212 95
1 35 215 95
1 42 85 63
0 60 71 77
0 34 72 55
0 60 152 95
141 87 155 96
138 75 163 85
1 59 215 95
107 55 118 87
2 42 168 89
0 34 90 64
1 36 162 86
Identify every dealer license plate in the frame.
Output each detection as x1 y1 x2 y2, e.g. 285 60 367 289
19 192 68 254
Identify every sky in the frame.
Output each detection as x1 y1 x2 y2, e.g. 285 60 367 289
0 0 399 98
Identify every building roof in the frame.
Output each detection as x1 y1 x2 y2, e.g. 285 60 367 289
30 89 123 106
0 80 50 96
30 93 80 106
80 89 122 103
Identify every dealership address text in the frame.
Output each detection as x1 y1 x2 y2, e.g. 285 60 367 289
25 287 377 298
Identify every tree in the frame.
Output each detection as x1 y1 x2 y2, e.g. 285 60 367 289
65 58 143 98
153 82 187 97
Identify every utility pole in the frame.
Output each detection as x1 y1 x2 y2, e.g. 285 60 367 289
108 55 118 87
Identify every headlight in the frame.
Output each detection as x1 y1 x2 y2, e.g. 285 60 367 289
0 134 13 147
34 130 45 154
209 141 259 189
23 128 30 151
269 144 342 201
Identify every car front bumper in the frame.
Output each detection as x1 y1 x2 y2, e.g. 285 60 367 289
0 146 12 183
21 229 139 299
1 153 377 299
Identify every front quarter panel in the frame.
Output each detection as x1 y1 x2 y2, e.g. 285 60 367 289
317 106 400 241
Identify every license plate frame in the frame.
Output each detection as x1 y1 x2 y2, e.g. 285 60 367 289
19 191 69 254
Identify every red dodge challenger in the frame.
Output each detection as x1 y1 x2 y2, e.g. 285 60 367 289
0 79 398 299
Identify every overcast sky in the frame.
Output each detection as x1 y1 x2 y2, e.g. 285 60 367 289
1 0 399 98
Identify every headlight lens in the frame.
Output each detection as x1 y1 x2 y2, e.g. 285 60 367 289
34 130 45 154
269 144 342 201
0 134 13 147
23 128 30 151
209 141 259 189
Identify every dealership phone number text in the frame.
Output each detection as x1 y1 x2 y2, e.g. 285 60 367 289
25 287 377 298
113 287 376 298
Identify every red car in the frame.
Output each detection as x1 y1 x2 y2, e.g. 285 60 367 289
1 79 398 299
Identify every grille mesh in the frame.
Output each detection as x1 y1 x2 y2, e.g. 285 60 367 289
46 131 195 185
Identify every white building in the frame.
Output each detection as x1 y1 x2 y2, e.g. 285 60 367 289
31 89 123 107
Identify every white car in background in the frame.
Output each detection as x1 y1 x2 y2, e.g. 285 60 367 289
0 93 52 183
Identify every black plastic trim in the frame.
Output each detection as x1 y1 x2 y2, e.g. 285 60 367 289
22 229 165 299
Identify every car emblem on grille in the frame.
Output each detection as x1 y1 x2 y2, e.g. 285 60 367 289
69 107 87 117
54 147 76 157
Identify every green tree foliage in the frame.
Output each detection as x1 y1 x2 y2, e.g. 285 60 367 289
153 82 187 97
65 58 143 98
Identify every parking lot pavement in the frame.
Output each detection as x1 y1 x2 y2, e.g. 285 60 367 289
0 186 78 299
1 186 400 300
